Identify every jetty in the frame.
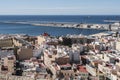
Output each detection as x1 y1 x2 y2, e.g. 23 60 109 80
0 21 120 31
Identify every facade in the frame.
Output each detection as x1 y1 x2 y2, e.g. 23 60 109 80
13 38 23 47
17 48 33 60
37 36 46 45
115 41 120 50
0 55 16 74
0 38 13 48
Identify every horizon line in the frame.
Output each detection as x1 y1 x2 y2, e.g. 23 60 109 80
0 14 120 16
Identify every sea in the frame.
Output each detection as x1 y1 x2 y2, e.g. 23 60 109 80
0 15 120 36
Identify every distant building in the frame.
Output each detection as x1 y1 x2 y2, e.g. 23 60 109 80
37 36 46 45
115 41 120 50
0 38 13 48
69 50 80 64
55 56 70 65
13 38 32 48
17 48 33 60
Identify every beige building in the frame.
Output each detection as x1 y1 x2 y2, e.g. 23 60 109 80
0 38 13 48
98 63 120 80
1 55 16 73
0 37 32 49
115 41 120 50
86 64 97 77
17 48 33 60
13 38 23 47
37 36 46 45
13 38 32 48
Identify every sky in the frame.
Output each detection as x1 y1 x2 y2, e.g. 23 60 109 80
0 0 120 15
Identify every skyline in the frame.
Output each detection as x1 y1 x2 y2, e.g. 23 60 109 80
0 0 120 15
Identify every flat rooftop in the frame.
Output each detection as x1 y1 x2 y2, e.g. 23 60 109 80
0 50 14 58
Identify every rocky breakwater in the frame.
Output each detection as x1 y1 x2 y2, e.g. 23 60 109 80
0 21 120 31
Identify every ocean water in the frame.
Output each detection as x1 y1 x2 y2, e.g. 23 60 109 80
0 15 120 36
